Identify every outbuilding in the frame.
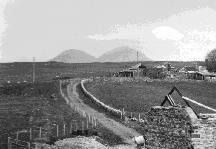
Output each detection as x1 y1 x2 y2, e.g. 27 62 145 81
118 70 134 77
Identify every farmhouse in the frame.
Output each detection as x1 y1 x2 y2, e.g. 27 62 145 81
116 63 147 77
143 67 166 79
181 69 216 80
178 66 198 73
128 63 146 71
175 66 198 80
193 72 216 80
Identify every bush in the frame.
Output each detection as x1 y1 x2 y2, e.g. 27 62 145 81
205 49 216 72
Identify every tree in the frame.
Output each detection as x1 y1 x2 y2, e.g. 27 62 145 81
205 49 216 72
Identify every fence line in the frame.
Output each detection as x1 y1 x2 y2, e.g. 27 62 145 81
1 79 101 149
182 96 216 113
2 116 99 149
8 137 32 149
1 87 98 149
80 78 147 122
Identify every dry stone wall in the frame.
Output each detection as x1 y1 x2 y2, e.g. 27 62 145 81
135 106 216 149
138 106 193 149
81 78 216 149
81 79 122 116
191 113 216 149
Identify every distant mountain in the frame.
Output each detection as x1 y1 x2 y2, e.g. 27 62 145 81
97 46 151 62
51 49 96 63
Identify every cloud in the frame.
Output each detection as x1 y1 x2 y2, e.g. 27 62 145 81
87 7 216 61
152 26 184 41
175 28 216 61
87 24 150 41
0 0 14 59
87 25 183 42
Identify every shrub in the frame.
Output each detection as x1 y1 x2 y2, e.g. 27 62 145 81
205 49 216 72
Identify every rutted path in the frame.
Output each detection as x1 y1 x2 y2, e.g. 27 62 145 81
60 78 141 147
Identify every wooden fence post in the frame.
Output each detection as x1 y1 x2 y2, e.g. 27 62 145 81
56 125 59 137
70 122 72 134
39 127 42 138
82 121 85 134
83 111 86 118
75 120 78 132
16 131 19 141
8 137 11 149
86 118 89 129
121 108 125 120
94 118 97 127
27 142 31 149
29 128 32 141
63 124 66 136
74 105 76 112
120 110 122 119
91 117 94 127
88 114 91 124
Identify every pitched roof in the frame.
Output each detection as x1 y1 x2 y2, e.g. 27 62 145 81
181 66 197 72
154 65 166 69
129 63 146 70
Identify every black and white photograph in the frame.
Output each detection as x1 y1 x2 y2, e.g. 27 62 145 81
1 0 216 148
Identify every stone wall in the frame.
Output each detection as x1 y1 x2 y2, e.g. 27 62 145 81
80 79 122 116
81 79 216 149
191 113 216 149
136 106 216 149
138 106 194 149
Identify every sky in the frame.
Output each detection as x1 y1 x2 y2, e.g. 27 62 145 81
1 0 216 62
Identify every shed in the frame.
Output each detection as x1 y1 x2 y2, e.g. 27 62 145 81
179 66 198 73
118 70 134 77
129 63 147 70
143 68 166 79
187 71 216 80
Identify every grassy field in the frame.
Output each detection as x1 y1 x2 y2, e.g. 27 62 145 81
0 61 203 84
85 77 216 114
0 61 207 147
0 80 123 148
0 81 86 142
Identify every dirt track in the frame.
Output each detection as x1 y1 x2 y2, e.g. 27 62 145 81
61 78 141 147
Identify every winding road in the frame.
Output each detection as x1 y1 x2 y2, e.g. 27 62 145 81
60 78 141 148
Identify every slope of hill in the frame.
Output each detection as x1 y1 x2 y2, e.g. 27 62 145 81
97 46 151 62
51 49 96 63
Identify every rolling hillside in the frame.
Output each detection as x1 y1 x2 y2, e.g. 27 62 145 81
51 49 96 63
97 46 151 62
51 46 151 63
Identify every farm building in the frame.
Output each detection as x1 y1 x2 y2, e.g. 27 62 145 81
129 63 147 77
128 63 147 71
198 66 207 72
118 70 134 77
178 66 198 73
143 67 166 79
115 63 147 78
166 63 175 71
176 66 198 79
153 65 166 69
187 72 216 80
154 63 175 72
116 63 172 79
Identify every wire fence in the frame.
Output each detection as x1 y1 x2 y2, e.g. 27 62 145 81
0 79 97 149
0 111 99 149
